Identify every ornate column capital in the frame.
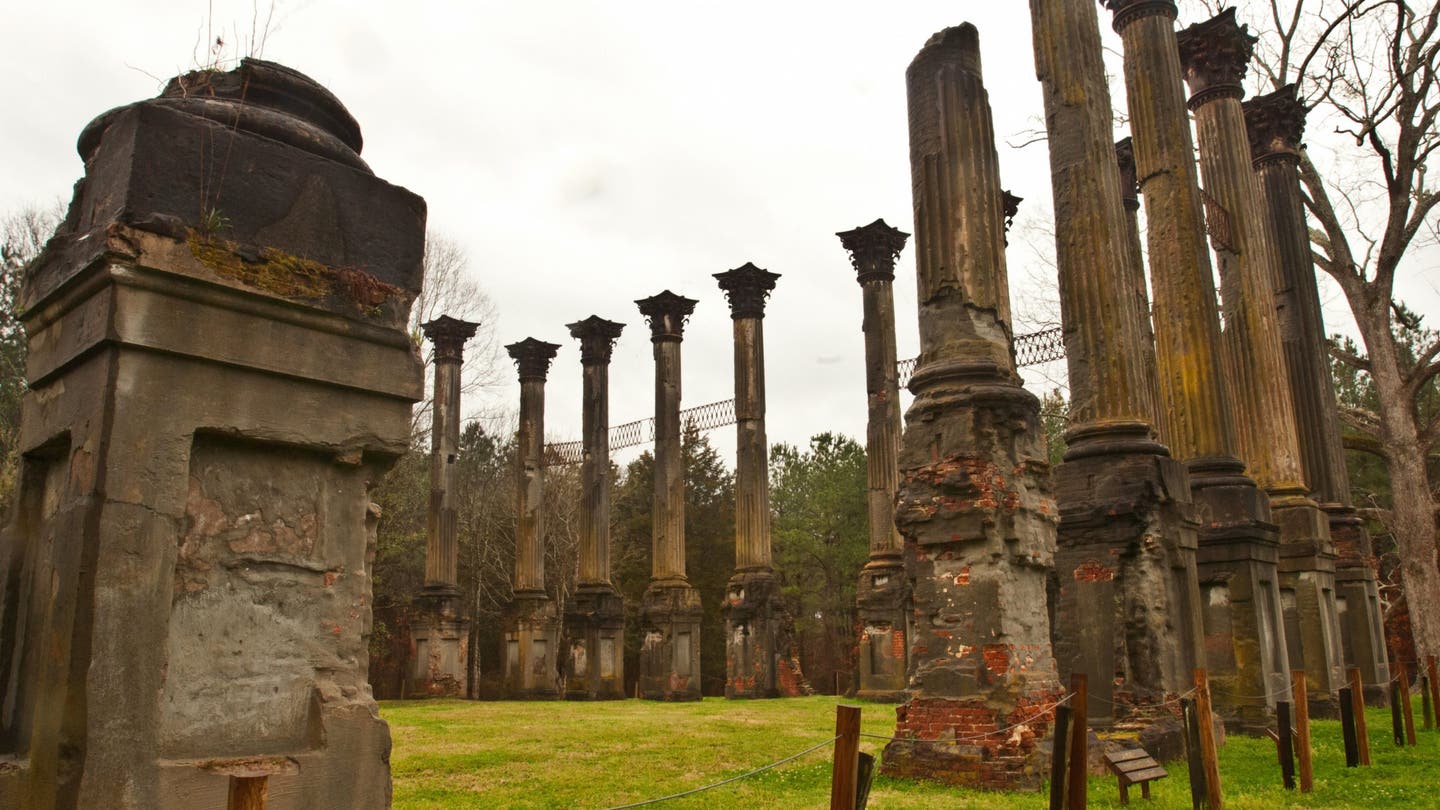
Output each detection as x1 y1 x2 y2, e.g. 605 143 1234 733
1244 83 1307 167
421 315 480 363
1177 8 1257 110
1003 190 1023 238
837 219 909 284
505 337 560 382
1115 137 1140 210
635 290 698 341
713 262 781 320
1102 0 1178 32
566 315 625 365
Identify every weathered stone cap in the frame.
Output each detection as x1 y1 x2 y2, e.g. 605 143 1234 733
907 23 982 81
79 58 369 173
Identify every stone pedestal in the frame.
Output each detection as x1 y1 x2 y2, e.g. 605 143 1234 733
1329 508 1391 704
636 291 703 701
502 337 562 700
837 219 911 702
563 316 627 700
411 601 470 698
0 59 417 807
879 26 1063 789
1030 0 1204 735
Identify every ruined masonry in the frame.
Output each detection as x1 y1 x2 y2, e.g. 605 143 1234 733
1106 0 1288 733
880 25 1063 789
837 219 910 702
413 315 479 697
1181 8 1342 720
636 291 703 701
1031 0 1205 740
503 337 563 699
714 264 794 699
1243 84 1391 703
0 59 419 808
564 316 628 700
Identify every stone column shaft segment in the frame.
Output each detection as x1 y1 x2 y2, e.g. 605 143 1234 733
880 25 1063 788
839 219 911 701
1117 137 1171 445
422 316 479 595
508 338 560 595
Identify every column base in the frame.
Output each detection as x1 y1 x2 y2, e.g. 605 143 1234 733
1053 448 1204 732
410 592 470 698
857 559 909 702
563 584 626 700
880 692 1065 790
639 581 703 701
1327 506 1391 705
722 570 807 698
502 592 561 700
1190 466 1290 734
1273 495 1344 717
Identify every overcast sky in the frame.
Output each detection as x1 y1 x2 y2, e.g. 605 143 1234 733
4 1 1431 465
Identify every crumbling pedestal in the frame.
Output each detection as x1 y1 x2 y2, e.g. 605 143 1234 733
880 25 1063 790
837 219 911 702
0 59 418 808
636 291 703 701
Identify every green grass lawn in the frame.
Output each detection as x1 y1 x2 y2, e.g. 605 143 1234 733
381 695 1440 809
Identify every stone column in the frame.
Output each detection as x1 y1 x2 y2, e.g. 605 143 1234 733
879 25 1063 789
837 219 910 702
411 315 478 697
0 59 414 806
1030 0 1205 739
1180 9 1341 717
635 290 703 701
1116 137 1171 447
1106 0 1290 732
563 316 627 700
1245 84 1388 702
502 337 561 699
713 263 789 699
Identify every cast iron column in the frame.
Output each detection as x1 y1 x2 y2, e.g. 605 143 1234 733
413 315 479 696
502 337 561 699
837 219 910 702
636 290 703 701
1180 9 1340 718
1030 0 1205 734
879 25 1063 789
1245 84 1388 703
564 316 627 700
1106 0 1289 732
714 263 790 699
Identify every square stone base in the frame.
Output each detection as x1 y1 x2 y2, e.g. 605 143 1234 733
563 585 626 700
638 582 703 701
856 561 909 702
411 605 471 698
503 594 561 699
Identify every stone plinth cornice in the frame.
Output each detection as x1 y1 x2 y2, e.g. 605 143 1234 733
422 315 480 363
567 316 625 365
635 290 698 341
505 337 560 381
714 263 781 320
1177 8 1256 109
1103 0 1178 32
1244 83 1307 167
837 219 910 284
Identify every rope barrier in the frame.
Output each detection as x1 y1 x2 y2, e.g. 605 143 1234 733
602 734 840 809
857 692 1075 746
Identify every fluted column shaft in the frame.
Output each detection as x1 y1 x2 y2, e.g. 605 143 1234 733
1117 138 1172 445
422 316 479 596
732 316 771 569
652 337 685 581
1031 0 1162 451
509 339 559 595
1110 2 1240 470
569 318 624 585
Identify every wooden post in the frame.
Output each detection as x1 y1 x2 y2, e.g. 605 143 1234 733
1069 673 1089 810
1182 698 1207 810
1276 701 1295 789
228 776 267 810
1348 667 1371 765
1390 678 1405 746
1194 669 1224 810
830 704 861 810
1291 671 1313 793
1050 704 1073 810
1399 662 1417 745
1429 656 1440 729
1338 686 1359 767
1423 672 1434 731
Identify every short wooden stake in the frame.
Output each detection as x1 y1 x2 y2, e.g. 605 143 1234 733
1348 667 1371 765
1290 671 1312 793
855 752 876 810
1338 686 1359 767
1423 673 1434 731
1399 663 1417 745
1069 673 1088 810
228 776 267 810
1429 656 1440 729
1049 704 1073 810
1194 669 1223 810
1390 678 1405 746
1276 701 1295 789
830 704 861 810
1182 698 1206 810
